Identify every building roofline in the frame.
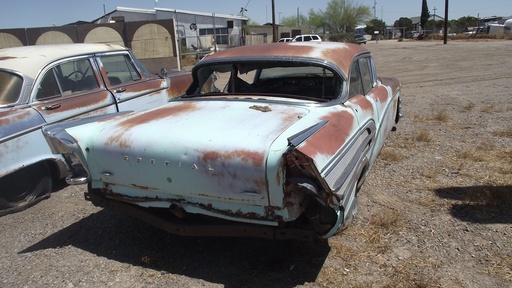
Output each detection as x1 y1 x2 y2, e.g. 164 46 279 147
155 7 248 20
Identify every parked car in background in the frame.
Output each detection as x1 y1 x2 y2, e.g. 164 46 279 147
278 38 292 42
0 43 191 214
355 34 367 44
291 34 322 42
44 42 402 240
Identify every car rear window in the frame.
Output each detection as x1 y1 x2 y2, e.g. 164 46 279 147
0 71 23 105
193 62 342 101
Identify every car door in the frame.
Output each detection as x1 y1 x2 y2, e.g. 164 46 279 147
345 55 393 162
31 57 117 124
97 53 169 112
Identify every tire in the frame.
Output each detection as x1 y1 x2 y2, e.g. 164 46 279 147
0 163 53 215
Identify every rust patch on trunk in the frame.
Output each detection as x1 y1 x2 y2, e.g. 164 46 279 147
201 149 265 167
298 110 355 157
117 101 198 130
105 102 198 148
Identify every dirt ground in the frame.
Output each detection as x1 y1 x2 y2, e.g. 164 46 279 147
1 40 511 288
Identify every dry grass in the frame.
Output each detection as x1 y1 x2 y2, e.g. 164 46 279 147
476 139 496 151
493 127 512 138
414 129 432 142
420 167 437 179
379 148 405 162
485 253 512 282
456 148 487 162
462 102 475 112
432 109 449 123
480 104 505 113
413 109 450 123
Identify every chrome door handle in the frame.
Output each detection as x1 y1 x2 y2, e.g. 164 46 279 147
42 103 61 110
114 88 126 93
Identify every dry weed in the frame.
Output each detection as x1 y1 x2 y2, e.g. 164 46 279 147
379 148 405 162
412 109 450 123
380 257 439 288
420 167 437 179
456 148 487 162
462 102 475 112
432 109 449 123
480 104 504 113
485 253 512 282
414 129 432 142
476 139 496 151
492 127 512 138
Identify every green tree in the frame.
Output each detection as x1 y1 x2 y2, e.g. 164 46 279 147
365 18 386 37
280 14 310 27
457 16 479 32
420 0 430 31
425 19 444 32
308 9 328 32
394 17 414 32
319 0 372 33
449 19 460 34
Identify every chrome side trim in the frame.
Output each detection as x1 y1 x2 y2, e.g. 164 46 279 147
288 120 329 147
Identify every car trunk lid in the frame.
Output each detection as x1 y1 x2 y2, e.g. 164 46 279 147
84 100 309 209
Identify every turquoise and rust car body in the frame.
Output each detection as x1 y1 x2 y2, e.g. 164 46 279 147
44 42 402 240
0 43 191 214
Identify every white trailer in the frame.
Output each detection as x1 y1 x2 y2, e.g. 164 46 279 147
504 19 512 34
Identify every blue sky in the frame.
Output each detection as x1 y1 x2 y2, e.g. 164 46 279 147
1 0 510 29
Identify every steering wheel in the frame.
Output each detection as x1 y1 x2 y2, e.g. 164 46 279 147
66 70 85 80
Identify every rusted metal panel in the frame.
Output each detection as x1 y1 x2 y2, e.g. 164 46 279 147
31 90 117 124
167 72 192 98
204 42 368 76
77 101 309 218
85 191 315 240
0 109 45 140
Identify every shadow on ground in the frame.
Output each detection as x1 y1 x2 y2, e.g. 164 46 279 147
19 208 330 287
435 185 512 224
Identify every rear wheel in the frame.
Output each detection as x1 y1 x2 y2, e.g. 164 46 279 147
0 163 53 215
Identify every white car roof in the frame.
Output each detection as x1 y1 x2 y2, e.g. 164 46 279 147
0 43 127 79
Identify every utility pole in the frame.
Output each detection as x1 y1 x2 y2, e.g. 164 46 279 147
373 0 377 19
272 0 277 42
433 7 437 33
443 0 449 44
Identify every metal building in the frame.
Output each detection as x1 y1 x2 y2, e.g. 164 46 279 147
95 7 248 52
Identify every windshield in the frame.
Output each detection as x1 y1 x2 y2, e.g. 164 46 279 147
190 62 343 101
0 71 23 105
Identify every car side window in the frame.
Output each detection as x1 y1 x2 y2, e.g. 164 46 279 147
36 70 61 100
358 57 373 94
36 59 99 101
349 61 364 98
100 54 142 86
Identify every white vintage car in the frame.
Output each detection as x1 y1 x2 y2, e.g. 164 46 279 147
44 42 402 240
0 44 191 214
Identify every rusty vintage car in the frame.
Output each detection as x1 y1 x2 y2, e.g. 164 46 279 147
0 43 191 214
43 42 402 240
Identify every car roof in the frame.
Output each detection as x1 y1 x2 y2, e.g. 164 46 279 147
0 43 128 79
202 41 368 75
